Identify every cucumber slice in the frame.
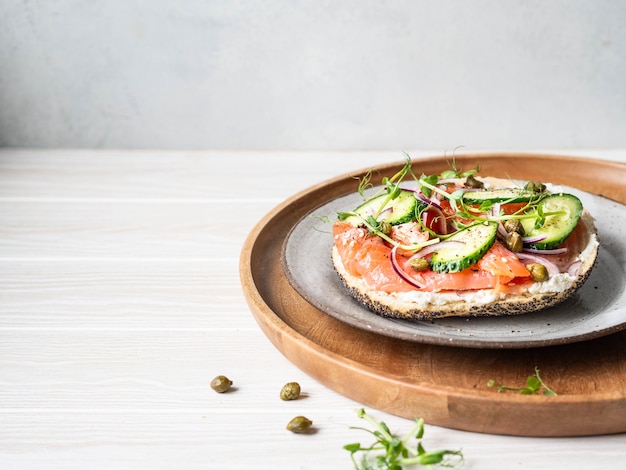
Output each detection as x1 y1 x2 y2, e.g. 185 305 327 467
520 193 583 250
462 188 537 204
343 190 420 226
430 221 498 273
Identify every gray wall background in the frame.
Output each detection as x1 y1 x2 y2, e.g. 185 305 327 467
1 0 625 150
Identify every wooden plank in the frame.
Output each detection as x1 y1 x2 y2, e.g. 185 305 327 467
1 409 624 470
0 330 327 410
0 149 405 200
0 260 254 330
0 200 274 259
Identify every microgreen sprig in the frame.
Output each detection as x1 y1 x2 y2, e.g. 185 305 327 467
344 408 464 469
460 206 566 226
355 170 375 198
487 367 557 396
369 156 419 221
441 148 480 180
340 154 559 247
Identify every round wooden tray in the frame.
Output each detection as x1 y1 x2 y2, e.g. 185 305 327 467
240 153 626 437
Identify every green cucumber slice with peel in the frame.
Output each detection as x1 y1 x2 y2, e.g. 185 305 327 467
343 190 421 226
430 221 498 273
462 188 537 204
520 193 583 250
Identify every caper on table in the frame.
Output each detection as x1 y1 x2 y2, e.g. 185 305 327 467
210 375 233 393
280 382 301 401
286 415 313 433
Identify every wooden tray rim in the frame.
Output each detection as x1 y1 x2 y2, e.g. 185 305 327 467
240 152 626 436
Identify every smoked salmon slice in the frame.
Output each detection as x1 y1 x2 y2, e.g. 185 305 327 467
333 222 413 292
333 221 532 294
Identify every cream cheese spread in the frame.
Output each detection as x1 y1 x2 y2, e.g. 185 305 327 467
391 289 502 307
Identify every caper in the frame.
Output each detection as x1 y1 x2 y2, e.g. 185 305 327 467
286 415 313 433
378 221 392 236
210 375 233 393
408 257 430 272
505 231 523 253
503 218 525 236
280 382 301 401
464 174 484 189
525 181 546 193
527 263 549 282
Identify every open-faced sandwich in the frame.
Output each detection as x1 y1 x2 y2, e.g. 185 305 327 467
332 158 599 320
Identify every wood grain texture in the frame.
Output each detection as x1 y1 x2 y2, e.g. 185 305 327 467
0 261 254 329
241 153 626 437
2 150 626 469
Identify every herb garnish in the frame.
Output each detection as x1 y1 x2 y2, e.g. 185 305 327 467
344 408 464 469
339 154 563 239
487 366 557 396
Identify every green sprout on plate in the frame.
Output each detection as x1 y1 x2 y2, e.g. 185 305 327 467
487 366 557 396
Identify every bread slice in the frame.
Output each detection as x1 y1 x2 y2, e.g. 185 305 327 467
332 211 598 320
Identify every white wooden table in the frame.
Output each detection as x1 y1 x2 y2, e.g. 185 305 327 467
1 149 625 469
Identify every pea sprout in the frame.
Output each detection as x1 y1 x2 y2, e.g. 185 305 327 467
344 408 464 469
487 367 557 396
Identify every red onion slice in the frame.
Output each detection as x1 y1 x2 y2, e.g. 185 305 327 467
515 252 560 276
390 245 426 289
522 247 568 255
407 240 465 260
522 235 547 244
567 259 581 277
417 193 442 210
377 206 393 220
497 222 508 239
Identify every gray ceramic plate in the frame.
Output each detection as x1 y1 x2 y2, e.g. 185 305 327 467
282 185 626 348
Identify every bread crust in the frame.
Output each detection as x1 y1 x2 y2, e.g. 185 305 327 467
332 212 598 320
